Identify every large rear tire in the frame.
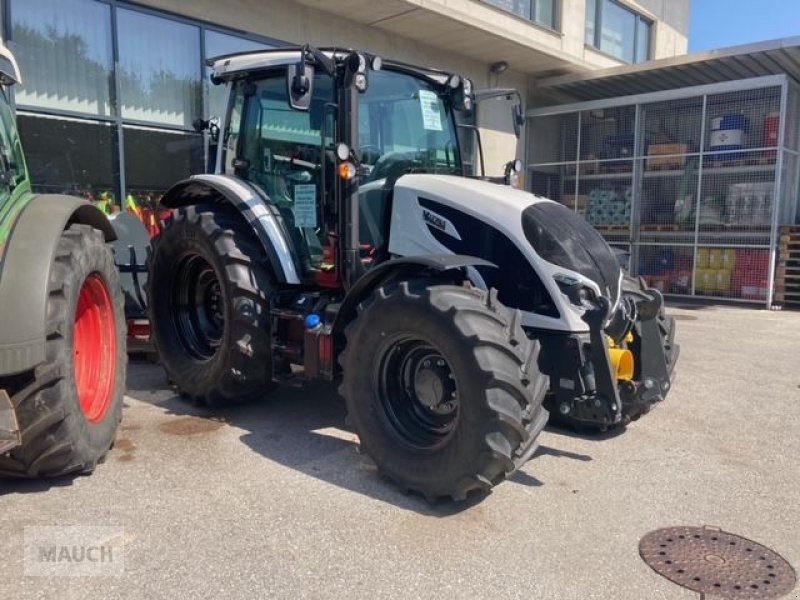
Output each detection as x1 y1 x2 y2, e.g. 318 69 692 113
340 280 549 501
147 205 273 406
0 224 126 478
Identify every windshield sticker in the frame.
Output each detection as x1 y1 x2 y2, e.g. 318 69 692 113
419 90 443 132
293 184 317 228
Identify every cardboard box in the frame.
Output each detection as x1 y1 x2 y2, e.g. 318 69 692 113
647 144 688 170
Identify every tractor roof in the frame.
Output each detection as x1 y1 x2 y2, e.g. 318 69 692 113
209 46 454 88
0 41 21 86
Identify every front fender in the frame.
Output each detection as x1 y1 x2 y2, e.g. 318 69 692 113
161 174 302 285
332 254 495 337
0 195 115 376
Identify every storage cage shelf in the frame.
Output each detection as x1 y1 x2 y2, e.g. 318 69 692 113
527 76 800 307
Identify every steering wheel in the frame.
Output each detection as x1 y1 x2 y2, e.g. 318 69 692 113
367 151 421 182
359 144 382 165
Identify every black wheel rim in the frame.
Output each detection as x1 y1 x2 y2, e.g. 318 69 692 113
170 254 224 361
373 335 459 452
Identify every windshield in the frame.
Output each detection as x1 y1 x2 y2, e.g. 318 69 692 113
358 70 461 181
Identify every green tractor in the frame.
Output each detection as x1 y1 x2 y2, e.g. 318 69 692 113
0 43 126 478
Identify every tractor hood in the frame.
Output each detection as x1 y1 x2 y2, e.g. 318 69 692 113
388 174 622 331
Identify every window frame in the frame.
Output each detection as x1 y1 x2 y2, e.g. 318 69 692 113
483 0 560 32
585 0 653 64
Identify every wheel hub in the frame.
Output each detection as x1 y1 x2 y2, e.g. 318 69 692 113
413 358 456 415
374 337 459 452
171 254 224 360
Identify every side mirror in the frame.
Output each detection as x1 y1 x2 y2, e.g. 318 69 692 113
504 159 522 188
193 117 220 143
288 62 315 111
512 103 524 139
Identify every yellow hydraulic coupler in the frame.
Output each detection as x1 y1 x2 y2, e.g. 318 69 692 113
608 333 635 381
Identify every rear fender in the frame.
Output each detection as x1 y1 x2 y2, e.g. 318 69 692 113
0 195 116 376
161 174 301 285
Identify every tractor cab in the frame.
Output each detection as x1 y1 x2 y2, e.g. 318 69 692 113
208 46 508 287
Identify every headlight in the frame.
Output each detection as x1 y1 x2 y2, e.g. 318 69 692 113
553 273 595 307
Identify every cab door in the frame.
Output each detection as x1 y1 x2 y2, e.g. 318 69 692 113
222 72 335 279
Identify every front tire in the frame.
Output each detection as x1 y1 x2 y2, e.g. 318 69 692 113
340 280 549 501
0 225 125 478
147 205 273 406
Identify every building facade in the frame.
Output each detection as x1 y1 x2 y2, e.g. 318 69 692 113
1 0 689 210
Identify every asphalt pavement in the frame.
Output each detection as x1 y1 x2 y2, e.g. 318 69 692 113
1 304 799 599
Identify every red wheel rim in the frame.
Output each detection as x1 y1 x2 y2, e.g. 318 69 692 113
74 273 117 423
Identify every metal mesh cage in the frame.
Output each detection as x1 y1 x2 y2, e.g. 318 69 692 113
528 112 579 165
529 163 575 209
640 96 704 157
636 244 694 296
526 80 794 305
579 161 633 243
639 154 699 237
697 150 775 246
785 84 799 152
705 87 781 161
578 106 636 164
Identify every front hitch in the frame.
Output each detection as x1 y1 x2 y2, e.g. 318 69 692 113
623 287 678 417
581 296 624 425
543 296 625 428
548 286 678 429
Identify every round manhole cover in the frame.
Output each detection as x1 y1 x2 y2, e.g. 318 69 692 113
640 526 796 599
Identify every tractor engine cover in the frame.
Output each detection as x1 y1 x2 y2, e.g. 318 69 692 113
387 173 622 333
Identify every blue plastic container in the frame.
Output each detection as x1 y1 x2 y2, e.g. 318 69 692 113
709 113 749 161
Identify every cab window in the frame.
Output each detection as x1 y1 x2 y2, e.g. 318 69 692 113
225 73 334 277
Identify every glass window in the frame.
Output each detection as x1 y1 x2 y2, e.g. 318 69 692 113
486 0 531 20
358 70 461 174
205 30 272 61
533 0 556 29
10 0 113 116
586 0 651 64
600 0 636 63
17 113 118 201
223 88 246 174
235 74 335 274
635 19 651 63
123 125 203 196
585 0 596 45
205 31 273 120
117 9 201 128
484 0 557 29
